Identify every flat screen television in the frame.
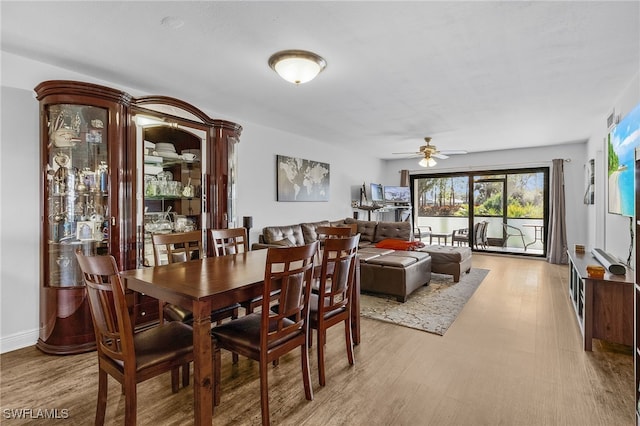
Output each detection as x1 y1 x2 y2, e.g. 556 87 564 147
383 186 411 203
370 183 384 202
608 102 640 217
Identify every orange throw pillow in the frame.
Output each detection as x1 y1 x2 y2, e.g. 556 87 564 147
375 239 424 251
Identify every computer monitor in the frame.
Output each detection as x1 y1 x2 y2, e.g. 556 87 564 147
370 183 384 202
383 186 411 203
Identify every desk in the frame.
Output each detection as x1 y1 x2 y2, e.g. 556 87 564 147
429 232 452 245
120 249 360 425
523 224 544 249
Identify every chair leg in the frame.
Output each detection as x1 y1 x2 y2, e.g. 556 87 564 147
301 338 314 401
124 375 137 426
182 363 190 388
95 369 108 426
232 308 239 364
317 324 326 386
213 345 221 408
345 317 354 366
171 367 180 393
259 359 270 426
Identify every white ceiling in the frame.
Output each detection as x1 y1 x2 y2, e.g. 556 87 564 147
2 1 639 159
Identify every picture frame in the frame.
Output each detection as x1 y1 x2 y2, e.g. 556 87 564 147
76 221 97 241
276 155 330 202
583 158 594 205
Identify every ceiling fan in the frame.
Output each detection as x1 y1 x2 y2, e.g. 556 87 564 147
392 137 467 167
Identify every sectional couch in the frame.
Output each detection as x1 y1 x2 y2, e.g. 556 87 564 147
252 218 432 302
251 218 413 250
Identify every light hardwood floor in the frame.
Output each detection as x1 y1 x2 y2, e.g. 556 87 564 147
1 254 634 425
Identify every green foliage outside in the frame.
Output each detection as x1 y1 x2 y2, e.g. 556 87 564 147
416 172 544 219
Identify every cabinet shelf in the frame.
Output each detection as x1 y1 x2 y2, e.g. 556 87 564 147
144 158 199 167
144 195 199 201
50 191 108 197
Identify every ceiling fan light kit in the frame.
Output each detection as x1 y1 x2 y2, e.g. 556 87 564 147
268 49 327 84
419 156 437 167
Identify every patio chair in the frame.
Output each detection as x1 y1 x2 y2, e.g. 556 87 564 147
502 223 527 251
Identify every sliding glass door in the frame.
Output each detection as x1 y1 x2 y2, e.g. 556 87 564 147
411 167 548 257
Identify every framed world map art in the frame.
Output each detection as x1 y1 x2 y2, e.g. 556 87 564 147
276 155 330 201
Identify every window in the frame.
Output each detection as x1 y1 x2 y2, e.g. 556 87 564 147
411 167 548 256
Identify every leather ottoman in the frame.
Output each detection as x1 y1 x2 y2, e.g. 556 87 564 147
418 245 472 282
358 249 432 302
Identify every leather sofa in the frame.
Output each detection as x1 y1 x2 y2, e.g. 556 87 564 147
253 219 431 302
252 218 412 250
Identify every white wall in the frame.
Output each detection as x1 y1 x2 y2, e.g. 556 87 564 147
382 143 588 250
236 122 384 245
0 87 41 351
586 71 640 265
0 52 384 353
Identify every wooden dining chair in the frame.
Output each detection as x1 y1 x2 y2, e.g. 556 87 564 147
316 225 353 239
308 234 360 386
211 241 319 425
75 252 194 426
212 227 280 317
314 226 353 264
152 230 240 364
211 227 249 256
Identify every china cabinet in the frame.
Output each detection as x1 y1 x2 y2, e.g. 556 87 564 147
130 96 242 268
36 81 242 355
36 81 130 354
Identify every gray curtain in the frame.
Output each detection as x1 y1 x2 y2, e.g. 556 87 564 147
547 159 568 264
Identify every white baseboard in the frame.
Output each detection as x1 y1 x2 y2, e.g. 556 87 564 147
0 329 38 354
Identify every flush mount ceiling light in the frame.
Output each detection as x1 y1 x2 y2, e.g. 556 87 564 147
268 50 327 84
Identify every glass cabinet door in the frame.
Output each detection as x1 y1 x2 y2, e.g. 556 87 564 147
133 114 207 267
45 104 110 287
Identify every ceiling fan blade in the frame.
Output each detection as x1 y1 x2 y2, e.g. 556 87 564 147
392 151 421 155
439 150 468 155
432 153 449 159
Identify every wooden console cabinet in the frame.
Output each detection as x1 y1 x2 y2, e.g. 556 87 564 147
567 249 633 351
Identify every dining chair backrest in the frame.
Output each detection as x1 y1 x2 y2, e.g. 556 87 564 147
316 225 353 239
152 230 203 265
76 252 132 364
151 230 204 325
318 234 360 313
262 242 319 347
211 227 249 256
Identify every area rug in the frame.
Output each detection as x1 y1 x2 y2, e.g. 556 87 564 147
359 268 490 336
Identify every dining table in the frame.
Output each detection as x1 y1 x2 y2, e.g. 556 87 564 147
120 248 361 425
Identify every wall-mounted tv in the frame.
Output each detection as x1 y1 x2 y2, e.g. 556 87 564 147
383 186 411 203
370 183 384 202
608 102 640 217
